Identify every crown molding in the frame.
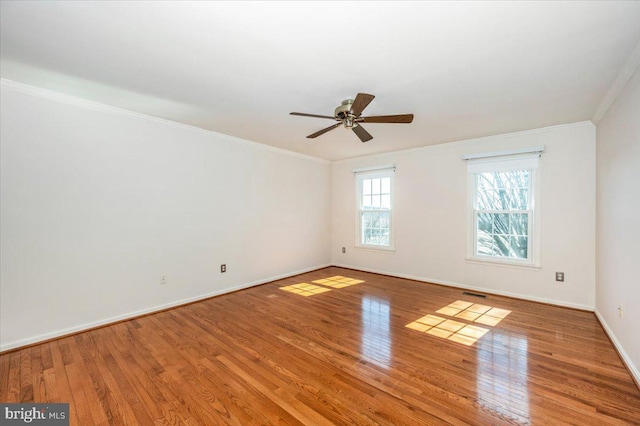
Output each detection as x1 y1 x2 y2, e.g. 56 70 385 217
0 79 329 165
592 38 640 124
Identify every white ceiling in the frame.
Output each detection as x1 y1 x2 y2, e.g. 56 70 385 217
2 1 640 161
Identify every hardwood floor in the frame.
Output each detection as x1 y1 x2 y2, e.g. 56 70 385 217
2 267 639 425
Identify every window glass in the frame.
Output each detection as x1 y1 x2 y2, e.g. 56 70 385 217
474 170 532 261
357 172 393 249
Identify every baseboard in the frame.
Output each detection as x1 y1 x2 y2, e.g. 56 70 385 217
594 309 640 388
2 262 596 352
0 263 331 353
331 263 594 311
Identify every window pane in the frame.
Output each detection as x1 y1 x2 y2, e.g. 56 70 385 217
505 170 528 189
497 189 509 210
506 189 528 209
363 228 379 245
372 178 381 195
510 236 528 259
477 171 531 211
372 194 381 208
381 194 391 209
494 172 508 189
489 191 502 210
362 212 373 227
477 234 493 256
379 213 390 228
477 173 494 191
478 213 493 234
477 189 495 210
363 179 372 195
492 235 511 257
367 213 378 228
363 195 372 209
379 228 390 245
362 211 390 246
517 189 529 209
381 177 390 194
494 213 509 235
511 213 528 236
363 227 373 243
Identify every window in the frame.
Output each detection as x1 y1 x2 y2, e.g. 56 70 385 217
475 170 532 260
355 167 394 250
466 152 541 266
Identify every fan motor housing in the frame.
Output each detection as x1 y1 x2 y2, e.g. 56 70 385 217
335 99 354 119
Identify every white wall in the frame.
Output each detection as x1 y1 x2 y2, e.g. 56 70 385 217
595 65 640 382
0 82 331 351
332 122 596 309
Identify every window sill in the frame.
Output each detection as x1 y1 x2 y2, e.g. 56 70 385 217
465 257 541 271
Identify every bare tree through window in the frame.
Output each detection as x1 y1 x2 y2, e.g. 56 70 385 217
475 170 531 260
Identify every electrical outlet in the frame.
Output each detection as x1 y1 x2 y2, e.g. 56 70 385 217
555 272 565 282
161 275 167 285
618 304 623 318
342 247 346 253
221 264 226 273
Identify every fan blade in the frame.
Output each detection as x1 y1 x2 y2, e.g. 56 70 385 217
290 112 336 120
351 93 375 117
352 124 373 143
307 123 341 138
361 114 413 123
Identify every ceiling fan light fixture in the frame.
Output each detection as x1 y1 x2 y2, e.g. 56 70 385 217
344 116 355 128
290 93 413 143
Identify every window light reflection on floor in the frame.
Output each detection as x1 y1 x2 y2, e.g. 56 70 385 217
361 296 391 368
312 276 364 288
280 276 365 297
406 301 510 346
436 300 511 326
279 283 331 297
406 314 489 346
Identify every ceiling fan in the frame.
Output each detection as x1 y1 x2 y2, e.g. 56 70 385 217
290 93 414 142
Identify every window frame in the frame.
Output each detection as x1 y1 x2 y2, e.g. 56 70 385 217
466 157 541 268
355 168 395 251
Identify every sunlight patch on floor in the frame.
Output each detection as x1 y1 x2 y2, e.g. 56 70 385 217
405 314 489 346
280 276 365 297
436 300 511 326
312 275 365 288
279 283 331 297
406 301 511 346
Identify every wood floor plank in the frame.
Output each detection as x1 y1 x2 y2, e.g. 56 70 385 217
1 267 639 425
67 335 111 425
19 350 33 402
29 346 44 402
48 340 80 425
3 351 21 403
0 349 10 402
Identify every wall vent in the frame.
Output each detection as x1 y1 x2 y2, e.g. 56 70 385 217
462 291 487 298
